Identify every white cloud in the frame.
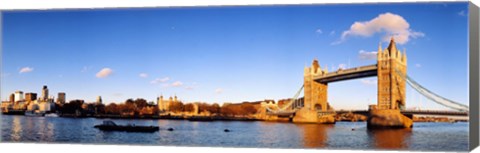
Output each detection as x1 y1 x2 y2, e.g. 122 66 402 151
139 73 148 78
161 83 170 88
360 79 377 85
96 68 113 78
171 81 183 87
150 77 170 84
415 63 422 68
333 12 424 45
458 10 466 16
19 67 34 74
215 88 224 94
359 50 378 60
184 82 198 90
329 30 335 36
315 29 323 34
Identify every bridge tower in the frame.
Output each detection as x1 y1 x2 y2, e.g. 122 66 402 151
368 37 412 128
377 37 407 110
292 59 335 124
304 59 329 111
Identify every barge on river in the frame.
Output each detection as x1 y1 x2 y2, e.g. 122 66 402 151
94 120 159 132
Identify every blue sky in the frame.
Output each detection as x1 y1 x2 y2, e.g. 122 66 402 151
1 2 469 110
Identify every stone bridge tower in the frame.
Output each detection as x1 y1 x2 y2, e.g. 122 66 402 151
304 59 329 111
377 38 407 110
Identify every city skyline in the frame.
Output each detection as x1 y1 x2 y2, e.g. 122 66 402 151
1 2 469 110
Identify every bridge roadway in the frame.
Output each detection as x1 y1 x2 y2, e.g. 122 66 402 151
335 110 469 117
314 64 378 83
267 109 468 117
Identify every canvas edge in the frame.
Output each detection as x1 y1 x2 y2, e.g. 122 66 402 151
469 1 479 151
0 10 3 143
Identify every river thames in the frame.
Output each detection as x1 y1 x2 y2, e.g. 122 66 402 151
0 115 468 151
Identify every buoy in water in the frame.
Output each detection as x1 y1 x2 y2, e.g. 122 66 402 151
167 128 174 131
224 129 230 132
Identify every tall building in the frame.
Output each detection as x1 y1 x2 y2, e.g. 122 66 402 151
157 95 165 111
25 93 38 102
304 59 329 111
57 92 66 104
377 37 407 110
14 91 24 102
41 85 49 101
157 95 177 112
96 96 102 105
9 94 14 103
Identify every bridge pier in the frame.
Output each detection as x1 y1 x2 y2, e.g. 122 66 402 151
367 105 413 129
292 107 335 124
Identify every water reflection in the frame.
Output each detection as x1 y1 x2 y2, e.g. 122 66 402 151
1 116 468 151
11 116 22 141
296 123 333 148
368 128 412 149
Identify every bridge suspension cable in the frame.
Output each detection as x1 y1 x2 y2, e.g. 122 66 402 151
265 85 304 113
396 69 469 112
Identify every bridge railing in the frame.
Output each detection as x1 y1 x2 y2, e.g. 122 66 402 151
319 64 377 78
317 110 336 117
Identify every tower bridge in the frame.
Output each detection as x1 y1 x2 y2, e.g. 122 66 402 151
263 37 469 128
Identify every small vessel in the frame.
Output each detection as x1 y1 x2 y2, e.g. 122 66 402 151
94 120 159 132
45 113 59 117
25 110 44 117
187 116 214 122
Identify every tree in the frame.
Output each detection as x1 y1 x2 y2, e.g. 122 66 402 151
168 101 184 113
220 104 235 116
134 98 148 109
119 103 136 115
60 99 84 114
240 103 257 115
184 103 195 112
95 104 106 114
210 103 221 114
125 99 135 105
105 103 119 115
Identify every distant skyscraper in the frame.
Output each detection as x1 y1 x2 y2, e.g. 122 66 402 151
96 96 102 105
14 91 24 102
57 92 66 104
25 93 38 102
9 94 14 103
41 85 49 101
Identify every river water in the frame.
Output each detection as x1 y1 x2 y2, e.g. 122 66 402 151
0 115 469 151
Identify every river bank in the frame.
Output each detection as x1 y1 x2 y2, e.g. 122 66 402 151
2 112 467 123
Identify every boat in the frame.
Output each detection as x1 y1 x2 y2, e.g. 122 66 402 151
45 113 59 117
25 110 45 117
94 120 159 132
187 116 214 122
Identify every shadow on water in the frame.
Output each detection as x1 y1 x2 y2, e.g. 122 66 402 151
294 123 334 148
367 128 412 150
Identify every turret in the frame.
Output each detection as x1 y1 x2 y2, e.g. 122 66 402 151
387 37 397 55
312 58 319 72
377 42 383 60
